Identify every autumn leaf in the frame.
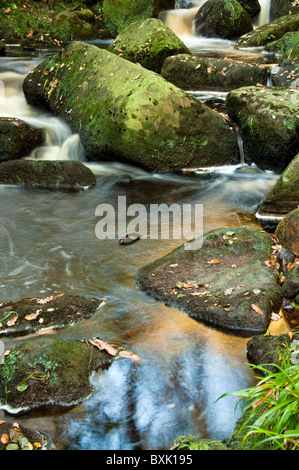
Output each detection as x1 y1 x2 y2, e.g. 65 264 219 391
25 310 41 321
224 287 234 295
207 67 212 74
251 304 263 315
119 350 141 363
7 315 18 326
207 258 220 265
89 338 119 356
1 434 9 444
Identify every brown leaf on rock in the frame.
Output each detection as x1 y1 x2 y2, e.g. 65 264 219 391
251 304 263 315
7 315 18 326
89 338 119 356
1 433 9 444
207 258 220 265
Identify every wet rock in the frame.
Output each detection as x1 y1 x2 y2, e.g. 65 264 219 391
238 0 261 17
246 330 299 370
0 41 5 55
266 32 299 87
23 41 239 172
74 9 96 24
0 160 96 190
136 227 282 336
276 247 295 275
194 0 253 40
235 13 299 48
161 54 267 91
0 420 48 450
257 152 299 220
0 117 44 162
275 208 299 256
153 0 175 17
0 337 116 413
0 294 105 336
102 0 154 35
281 264 299 298
226 87 299 173
108 18 190 73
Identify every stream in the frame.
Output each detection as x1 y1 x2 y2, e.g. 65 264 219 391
0 5 285 450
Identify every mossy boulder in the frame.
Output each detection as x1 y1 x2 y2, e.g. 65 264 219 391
23 41 239 172
136 227 282 336
235 13 299 48
194 0 253 40
246 331 299 369
270 0 299 21
238 0 261 17
0 337 115 413
281 263 299 299
75 9 96 24
275 208 299 256
0 421 48 450
161 54 267 91
266 32 299 87
0 160 96 189
226 86 299 173
257 152 299 219
0 117 45 161
108 18 190 73
171 435 230 450
51 10 99 41
0 294 104 336
0 40 5 55
102 0 154 35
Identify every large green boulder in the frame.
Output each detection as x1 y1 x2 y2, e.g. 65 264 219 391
102 0 154 35
257 152 299 220
23 42 238 172
235 13 299 48
108 18 191 73
194 0 253 40
51 10 99 41
226 86 299 173
136 227 282 336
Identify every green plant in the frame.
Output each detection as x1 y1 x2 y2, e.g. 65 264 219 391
218 344 299 450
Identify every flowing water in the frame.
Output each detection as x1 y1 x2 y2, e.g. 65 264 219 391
0 16 284 450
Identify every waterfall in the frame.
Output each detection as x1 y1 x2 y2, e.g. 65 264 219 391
255 0 271 26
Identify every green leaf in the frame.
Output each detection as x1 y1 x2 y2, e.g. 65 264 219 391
17 381 28 392
175 281 184 289
6 443 19 450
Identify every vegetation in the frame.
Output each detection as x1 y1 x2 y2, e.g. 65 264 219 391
219 344 299 450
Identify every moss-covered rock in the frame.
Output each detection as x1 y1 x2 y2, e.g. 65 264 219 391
235 13 299 48
0 337 115 412
161 54 267 91
270 0 299 21
194 0 253 39
0 294 104 336
0 160 96 189
0 117 44 161
0 421 48 450
171 435 231 450
102 0 154 35
266 32 299 87
50 10 99 41
238 0 261 17
226 86 299 173
257 152 299 219
108 18 190 73
23 41 239 172
275 208 299 256
281 263 299 299
136 227 282 336
0 40 5 55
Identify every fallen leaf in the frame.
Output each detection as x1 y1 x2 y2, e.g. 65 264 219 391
7 316 18 326
1 434 9 444
207 258 220 265
224 287 234 295
25 310 41 321
251 304 263 315
89 338 119 356
288 331 294 340
119 350 141 363
134 73 141 80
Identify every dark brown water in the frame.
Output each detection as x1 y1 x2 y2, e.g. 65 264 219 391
0 33 284 450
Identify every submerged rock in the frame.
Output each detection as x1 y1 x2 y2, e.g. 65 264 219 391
0 337 115 413
226 86 299 173
275 208 299 256
0 117 44 162
161 54 267 91
235 13 299 48
0 294 105 336
0 421 48 450
194 0 253 39
0 160 96 189
23 41 238 172
108 18 190 73
102 0 154 35
257 152 299 219
136 227 282 336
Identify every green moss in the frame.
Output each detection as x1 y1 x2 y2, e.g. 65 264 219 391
102 0 154 35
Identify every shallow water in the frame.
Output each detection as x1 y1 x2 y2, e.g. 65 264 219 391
0 38 283 450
